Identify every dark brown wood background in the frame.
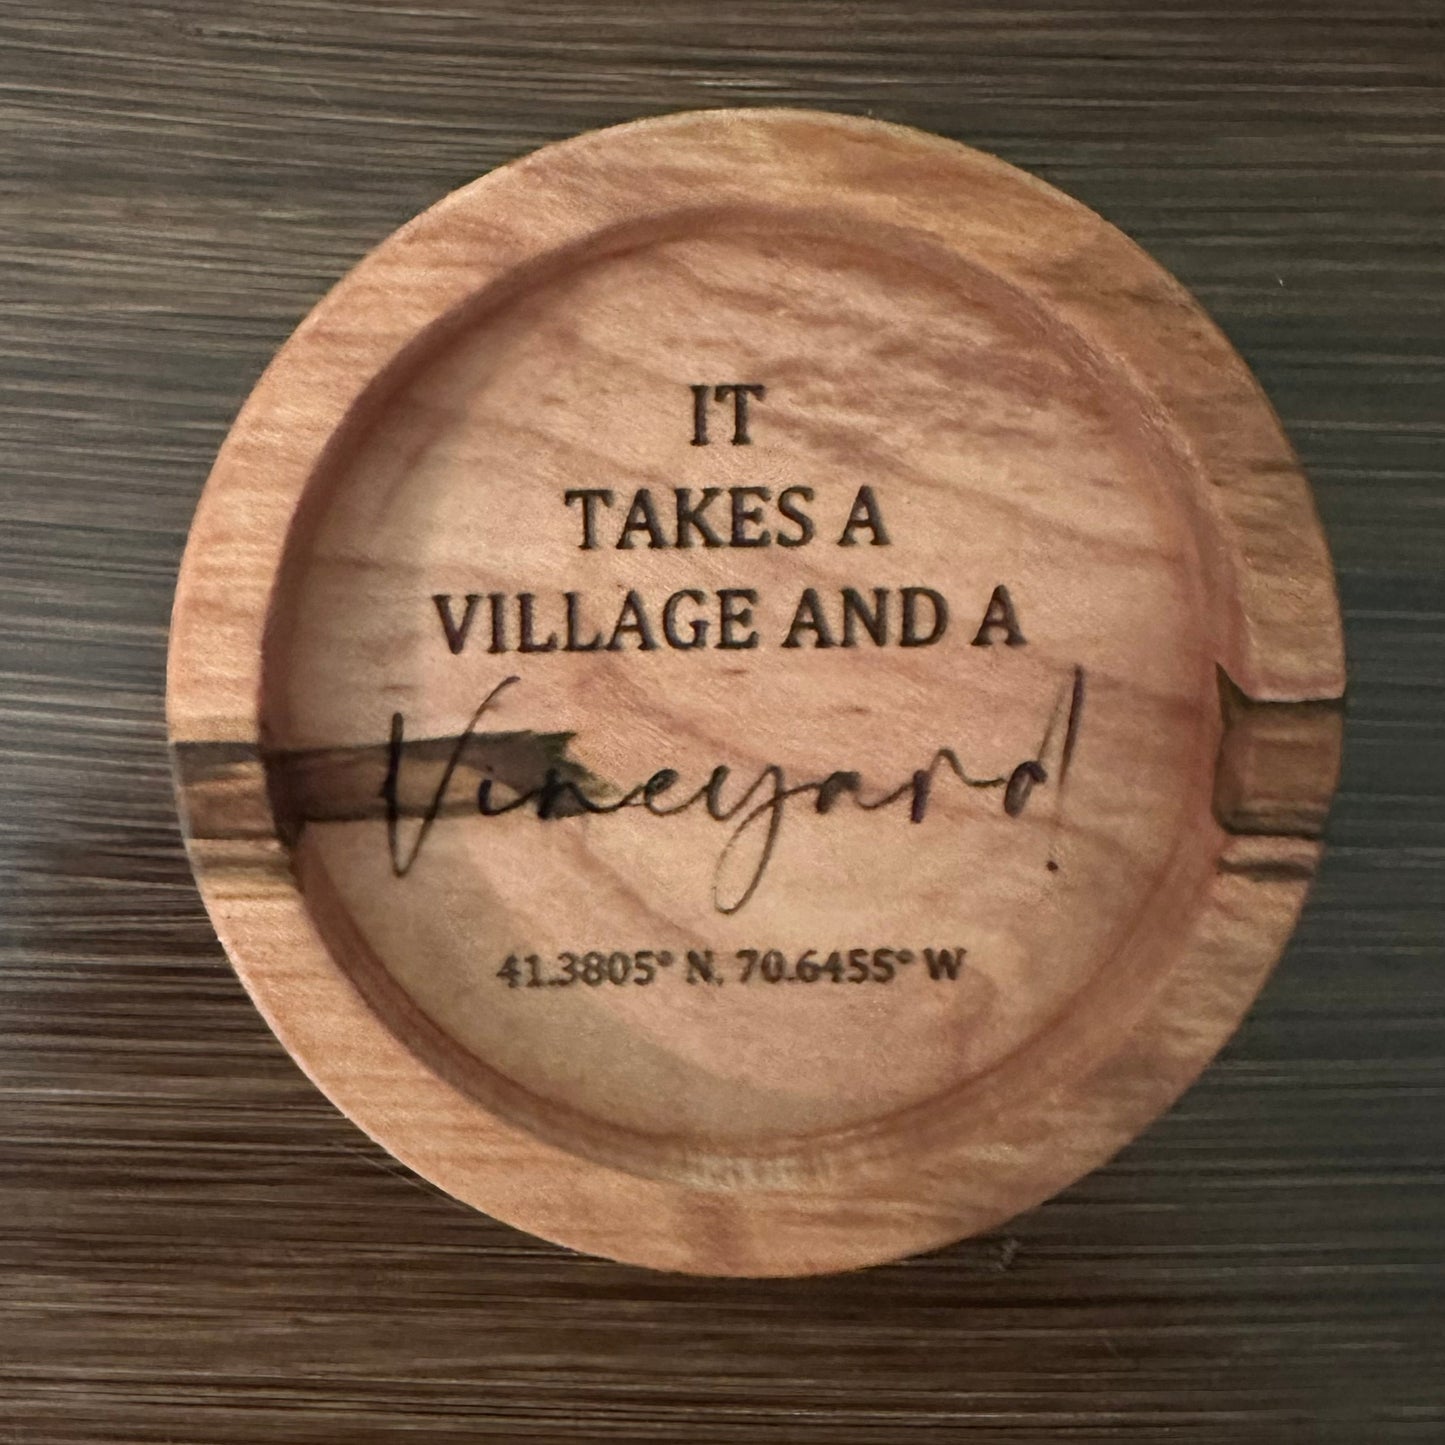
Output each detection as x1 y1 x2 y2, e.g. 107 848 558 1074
1 2 1440 1440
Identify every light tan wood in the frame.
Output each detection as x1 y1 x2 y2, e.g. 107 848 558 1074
168 108 1344 1276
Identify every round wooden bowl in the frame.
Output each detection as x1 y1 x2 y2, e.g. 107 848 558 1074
168 109 1344 1276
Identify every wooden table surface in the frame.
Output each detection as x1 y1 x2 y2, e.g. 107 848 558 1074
1 3 1440 1440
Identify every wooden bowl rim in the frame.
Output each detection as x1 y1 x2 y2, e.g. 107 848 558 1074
168 108 1344 1275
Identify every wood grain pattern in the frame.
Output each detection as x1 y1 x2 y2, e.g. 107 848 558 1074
167 108 1345 1275
0 0 1441 1432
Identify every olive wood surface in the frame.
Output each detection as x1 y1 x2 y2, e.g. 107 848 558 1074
168 109 1344 1276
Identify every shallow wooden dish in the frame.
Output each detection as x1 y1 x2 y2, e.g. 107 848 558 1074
168 109 1344 1276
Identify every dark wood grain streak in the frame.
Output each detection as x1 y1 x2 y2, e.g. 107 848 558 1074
0 2 1441 1439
